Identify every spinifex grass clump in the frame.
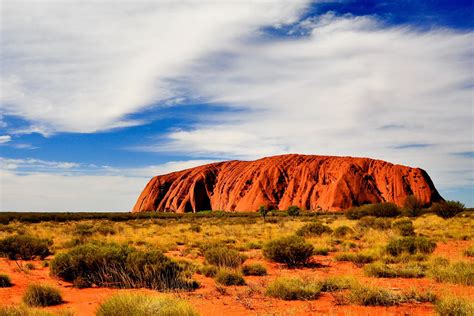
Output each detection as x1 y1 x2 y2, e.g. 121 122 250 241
435 295 474 316
50 242 198 290
241 263 267 276
0 273 12 287
296 222 333 237
386 236 436 256
428 259 474 286
263 235 314 267
364 262 425 278
0 235 52 260
348 284 401 306
391 219 416 236
202 245 245 268
215 269 246 286
23 284 63 307
96 293 198 316
335 251 376 265
265 277 322 300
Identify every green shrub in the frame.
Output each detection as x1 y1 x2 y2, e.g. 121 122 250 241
386 237 436 256
96 293 198 316
431 200 465 219
203 246 244 268
198 265 218 277
0 273 12 287
435 296 474 316
287 206 301 217
265 277 321 300
215 270 245 286
402 195 424 217
0 235 52 260
428 260 474 286
313 246 329 256
333 226 354 238
348 284 401 306
335 252 376 265
356 217 392 230
23 284 62 307
50 242 197 290
319 276 357 292
263 236 314 267
73 223 94 238
241 263 267 276
346 203 401 219
296 222 333 237
364 262 425 278
392 219 415 236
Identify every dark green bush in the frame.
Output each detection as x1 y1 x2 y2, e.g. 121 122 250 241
296 222 333 237
346 203 401 219
215 270 245 286
402 195 424 217
431 201 465 219
50 242 197 290
0 274 12 287
242 263 267 276
0 235 52 260
392 219 415 236
203 246 244 268
263 236 314 267
386 237 436 256
22 284 62 307
287 206 301 217
333 225 354 238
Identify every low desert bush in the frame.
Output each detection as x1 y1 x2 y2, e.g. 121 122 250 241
386 236 436 256
203 246 245 268
319 276 357 292
215 269 245 286
402 195 424 217
435 296 474 316
346 203 401 219
392 219 415 236
296 222 333 237
263 236 314 267
50 242 197 290
335 251 376 265
381 253 428 264
287 206 301 217
96 293 198 316
356 217 392 230
198 265 218 277
265 277 322 300
348 284 401 306
23 284 63 307
428 260 474 286
313 246 330 256
0 235 52 260
364 262 425 278
0 273 12 287
241 263 267 276
333 226 354 238
431 200 465 219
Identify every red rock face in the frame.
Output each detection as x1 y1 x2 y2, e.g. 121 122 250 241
132 154 443 213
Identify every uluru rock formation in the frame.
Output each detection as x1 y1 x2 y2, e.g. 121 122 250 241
132 154 443 213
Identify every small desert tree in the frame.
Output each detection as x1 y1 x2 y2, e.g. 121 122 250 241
259 205 269 222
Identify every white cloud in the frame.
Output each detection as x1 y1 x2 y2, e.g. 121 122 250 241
0 0 309 134
150 14 473 190
0 157 217 211
0 135 11 144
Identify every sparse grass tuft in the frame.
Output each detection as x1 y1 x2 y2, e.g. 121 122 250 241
22 284 63 307
265 277 322 300
96 293 198 316
463 246 474 257
203 245 244 268
364 262 425 278
319 276 357 292
198 265 218 278
386 236 436 256
428 260 474 286
335 251 376 265
348 284 401 306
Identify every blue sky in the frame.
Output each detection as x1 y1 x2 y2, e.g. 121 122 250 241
1 0 473 211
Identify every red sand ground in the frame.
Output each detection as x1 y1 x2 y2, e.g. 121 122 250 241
1 240 473 316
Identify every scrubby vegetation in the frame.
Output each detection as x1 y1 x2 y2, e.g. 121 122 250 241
346 202 401 219
0 273 12 287
22 284 63 307
364 262 425 278
215 269 246 286
0 235 52 260
50 242 198 290
265 277 322 300
386 236 436 256
202 245 245 268
241 263 267 276
428 259 474 286
263 236 314 267
431 200 465 219
96 293 198 316
435 296 474 316
296 222 332 237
